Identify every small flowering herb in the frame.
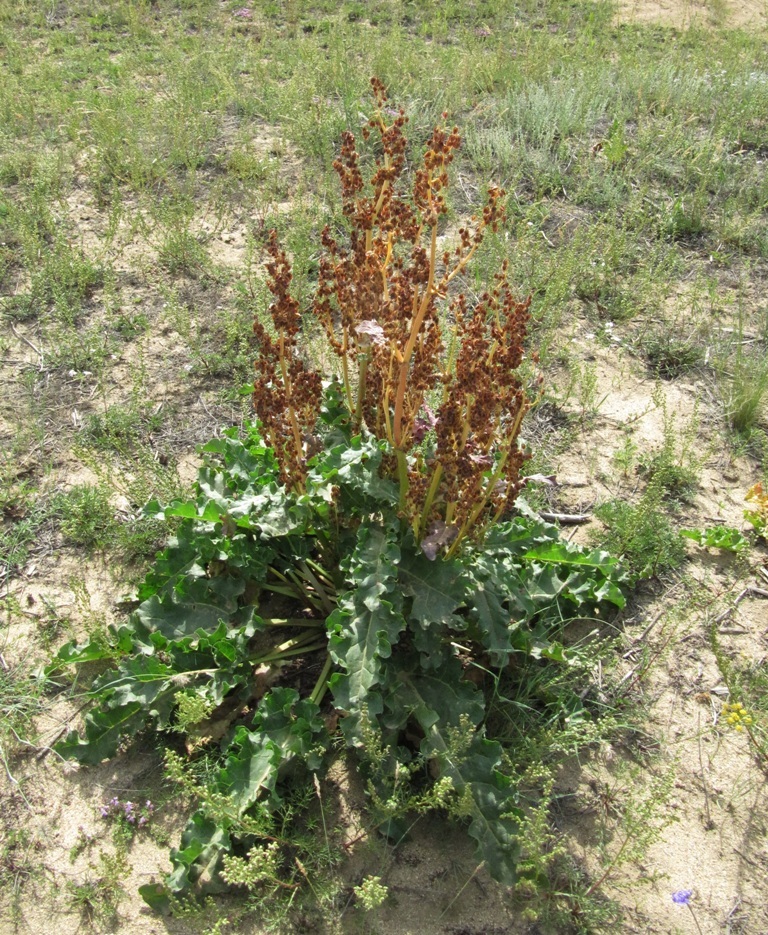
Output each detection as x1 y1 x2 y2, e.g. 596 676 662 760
99 797 155 833
722 701 754 732
672 889 704 935
354 875 389 911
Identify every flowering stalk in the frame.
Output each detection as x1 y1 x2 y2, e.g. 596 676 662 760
252 79 535 555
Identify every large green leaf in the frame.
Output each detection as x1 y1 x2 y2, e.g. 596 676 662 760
219 734 279 815
163 812 232 897
398 548 468 628
329 523 406 743
309 435 398 508
466 577 522 665
56 703 146 764
153 689 330 903
395 660 521 885
219 688 329 814
44 635 118 674
92 656 179 727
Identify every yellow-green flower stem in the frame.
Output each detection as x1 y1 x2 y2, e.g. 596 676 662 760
417 462 443 540
309 654 334 706
264 567 325 613
261 618 325 628
392 222 438 448
396 448 410 514
250 629 327 666
355 351 370 428
341 326 354 412
95 668 216 692
445 403 526 559
297 561 335 616
303 557 337 590
278 335 305 491
251 640 328 667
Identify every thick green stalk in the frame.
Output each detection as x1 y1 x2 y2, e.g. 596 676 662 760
417 462 443 539
309 654 333 706
396 448 410 513
354 351 369 428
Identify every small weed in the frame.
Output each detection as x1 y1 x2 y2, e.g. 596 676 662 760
660 195 708 242
81 404 163 453
69 827 97 864
100 797 156 846
714 313 768 434
710 623 768 770
592 483 686 581
637 389 700 501
559 359 607 422
612 431 638 479
112 311 150 340
0 828 42 923
744 482 768 539
353 875 388 911
0 646 50 786
158 229 210 278
0 487 51 579
637 451 698 501
66 850 129 925
2 293 40 323
46 323 115 375
56 484 116 550
640 325 705 378
721 348 768 434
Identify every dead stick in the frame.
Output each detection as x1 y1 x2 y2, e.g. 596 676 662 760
714 588 750 625
539 511 592 524
10 323 43 359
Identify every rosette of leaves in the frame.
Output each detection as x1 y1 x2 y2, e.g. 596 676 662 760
48 408 625 905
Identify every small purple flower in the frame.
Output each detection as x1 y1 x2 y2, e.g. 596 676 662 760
109 796 119 808
100 806 110 818
672 890 693 905
233 7 252 17
145 800 154 812
138 816 147 828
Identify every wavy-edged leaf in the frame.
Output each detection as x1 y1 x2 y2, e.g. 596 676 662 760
164 811 232 897
56 703 145 764
394 659 521 885
44 635 117 675
309 435 398 508
155 689 330 902
466 578 523 665
219 733 278 814
398 548 468 628
219 688 330 814
91 656 180 728
329 523 406 743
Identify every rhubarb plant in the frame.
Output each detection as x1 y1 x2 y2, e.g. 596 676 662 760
48 82 625 906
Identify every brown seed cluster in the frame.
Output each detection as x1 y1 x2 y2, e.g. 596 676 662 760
253 79 534 547
252 231 322 489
